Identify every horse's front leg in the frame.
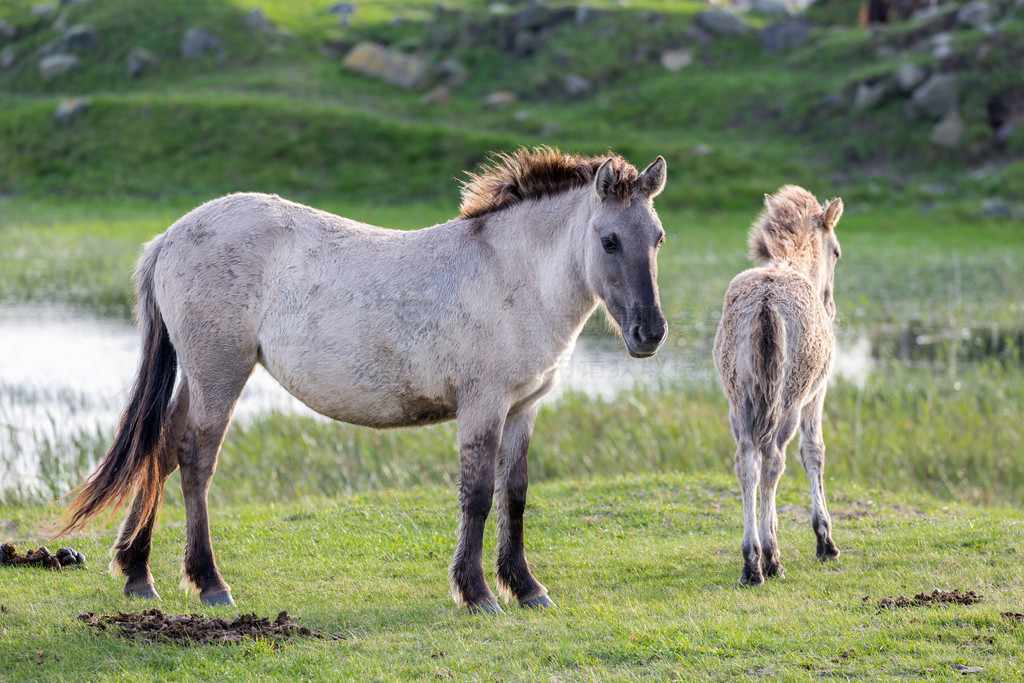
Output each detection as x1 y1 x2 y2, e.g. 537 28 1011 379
450 407 505 614
799 388 840 561
495 406 552 609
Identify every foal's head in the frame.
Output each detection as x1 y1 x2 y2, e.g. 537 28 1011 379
584 156 669 357
748 185 844 318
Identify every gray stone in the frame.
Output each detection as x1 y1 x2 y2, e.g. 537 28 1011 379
930 32 953 59
982 199 1013 216
995 122 1017 145
752 0 790 16
420 84 451 105
660 49 693 71
31 4 58 18
909 73 958 119
38 53 79 79
894 62 926 93
759 18 811 52
244 8 275 33
343 42 432 89
126 46 159 77
64 24 97 50
53 12 69 33
956 0 991 27
575 5 603 24
696 8 751 37
564 73 592 97
929 107 964 148
0 20 17 42
38 37 66 57
181 27 222 60
854 80 890 110
481 90 516 108
329 2 356 26
488 2 510 14
437 57 467 87
1 46 16 69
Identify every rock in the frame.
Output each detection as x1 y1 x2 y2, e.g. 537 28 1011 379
982 199 1012 216
38 37 66 57
0 20 18 42
929 107 964 148
481 90 516 108
244 8 275 33
575 5 602 24
510 1 573 32
31 4 58 18
909 73 958 119
752 0 790 15
53 12 69 33
564 73 592 98
693 143 713 156
995 122 1016 145
696 8 751 36
126 46 159 77
854 80 890 110
436 57 467 88
894 62 925 93
956 0 991 27
38 53 79 79
63 24 97 51
420 84 451 105
759 18 811 52
342 42 432 90
660 49 692 71
930 32 954 59
328 2 356 26
181 27 222 60
1 46 16 69
488 2 510 14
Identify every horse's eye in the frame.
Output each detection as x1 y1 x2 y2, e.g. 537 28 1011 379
601 234 619 253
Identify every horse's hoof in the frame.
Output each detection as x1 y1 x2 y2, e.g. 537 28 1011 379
816 541 841 562
520 595 555 610
763 562 785 579
200 589 235 607
125 584 161 600
739 568 764 587
467 601 503 615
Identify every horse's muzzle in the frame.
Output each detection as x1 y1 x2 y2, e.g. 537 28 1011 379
625 320 666 358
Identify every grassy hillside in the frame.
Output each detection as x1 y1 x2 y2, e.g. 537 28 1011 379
2 0 1022 209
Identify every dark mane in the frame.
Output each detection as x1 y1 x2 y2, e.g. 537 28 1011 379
459 147 641 219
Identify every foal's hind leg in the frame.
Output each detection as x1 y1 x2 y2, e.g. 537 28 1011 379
177 354 255 606
731 407 764 587
758 410 799 580
495 406 552 610
799 389 840 561
115 378 190 599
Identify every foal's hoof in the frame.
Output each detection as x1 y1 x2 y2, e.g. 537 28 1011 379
467 600 504 615
125 584 161 600
762 561 785 579
200 589 235 607
520 595 555 610
739 567 764 587
816 540 841 561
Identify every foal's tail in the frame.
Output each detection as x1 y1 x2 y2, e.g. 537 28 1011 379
747 302 786 454
59 235 176 540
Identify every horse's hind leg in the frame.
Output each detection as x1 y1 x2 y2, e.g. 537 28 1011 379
758 411 799 580
495 407 552 610
799 389 840 561
177 352 255 606
114 378 190 599
732 406 763 587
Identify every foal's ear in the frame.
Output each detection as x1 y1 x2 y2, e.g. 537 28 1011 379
823 198 844 231
639 156 667 199
594 158 618 200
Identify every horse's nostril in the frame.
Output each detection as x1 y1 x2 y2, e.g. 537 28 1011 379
630 324 645 344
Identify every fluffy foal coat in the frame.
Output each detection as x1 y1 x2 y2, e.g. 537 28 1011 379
713 185 844 586
60 147 669 612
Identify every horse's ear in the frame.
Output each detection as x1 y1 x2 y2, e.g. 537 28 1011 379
823 198 844 231
639 156 667 199
594 158 618 200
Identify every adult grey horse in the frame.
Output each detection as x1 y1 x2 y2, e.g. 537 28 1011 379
61 147 669 613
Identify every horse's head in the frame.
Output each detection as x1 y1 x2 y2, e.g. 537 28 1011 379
749 186 844 319
585 156 668 358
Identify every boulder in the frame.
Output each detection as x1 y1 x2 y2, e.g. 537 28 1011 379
894 62 925 93
0 46 16 69
854 80 890 110
752 0 791 16
244 8 275 33
181 27 222 60
126 46 159 77
930 32 954 59
909 73 958 119
564 73 592 98
31 4 58 18
696 8 751 36
328 2 356 26
956 0 991 27
759 18 811 52
63 24 97 51
481 91 516 108
0 20 18 42
660 49 693 71
38 53 79 79
436 57 468 88
929 108 964 148
54 97 88 124
342 42 432 90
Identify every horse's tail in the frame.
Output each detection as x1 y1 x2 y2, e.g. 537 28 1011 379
59 235 176 540
748 301 786 455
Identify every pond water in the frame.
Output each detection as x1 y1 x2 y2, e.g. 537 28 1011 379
0 304 873 493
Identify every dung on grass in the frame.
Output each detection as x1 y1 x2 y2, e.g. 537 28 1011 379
77 609 331 647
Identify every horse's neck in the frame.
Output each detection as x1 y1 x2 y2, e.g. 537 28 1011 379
482 192 599 344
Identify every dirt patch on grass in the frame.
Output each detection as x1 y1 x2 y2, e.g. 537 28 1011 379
77 609 333 647
875 589 983 610
1001 612 1024 624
